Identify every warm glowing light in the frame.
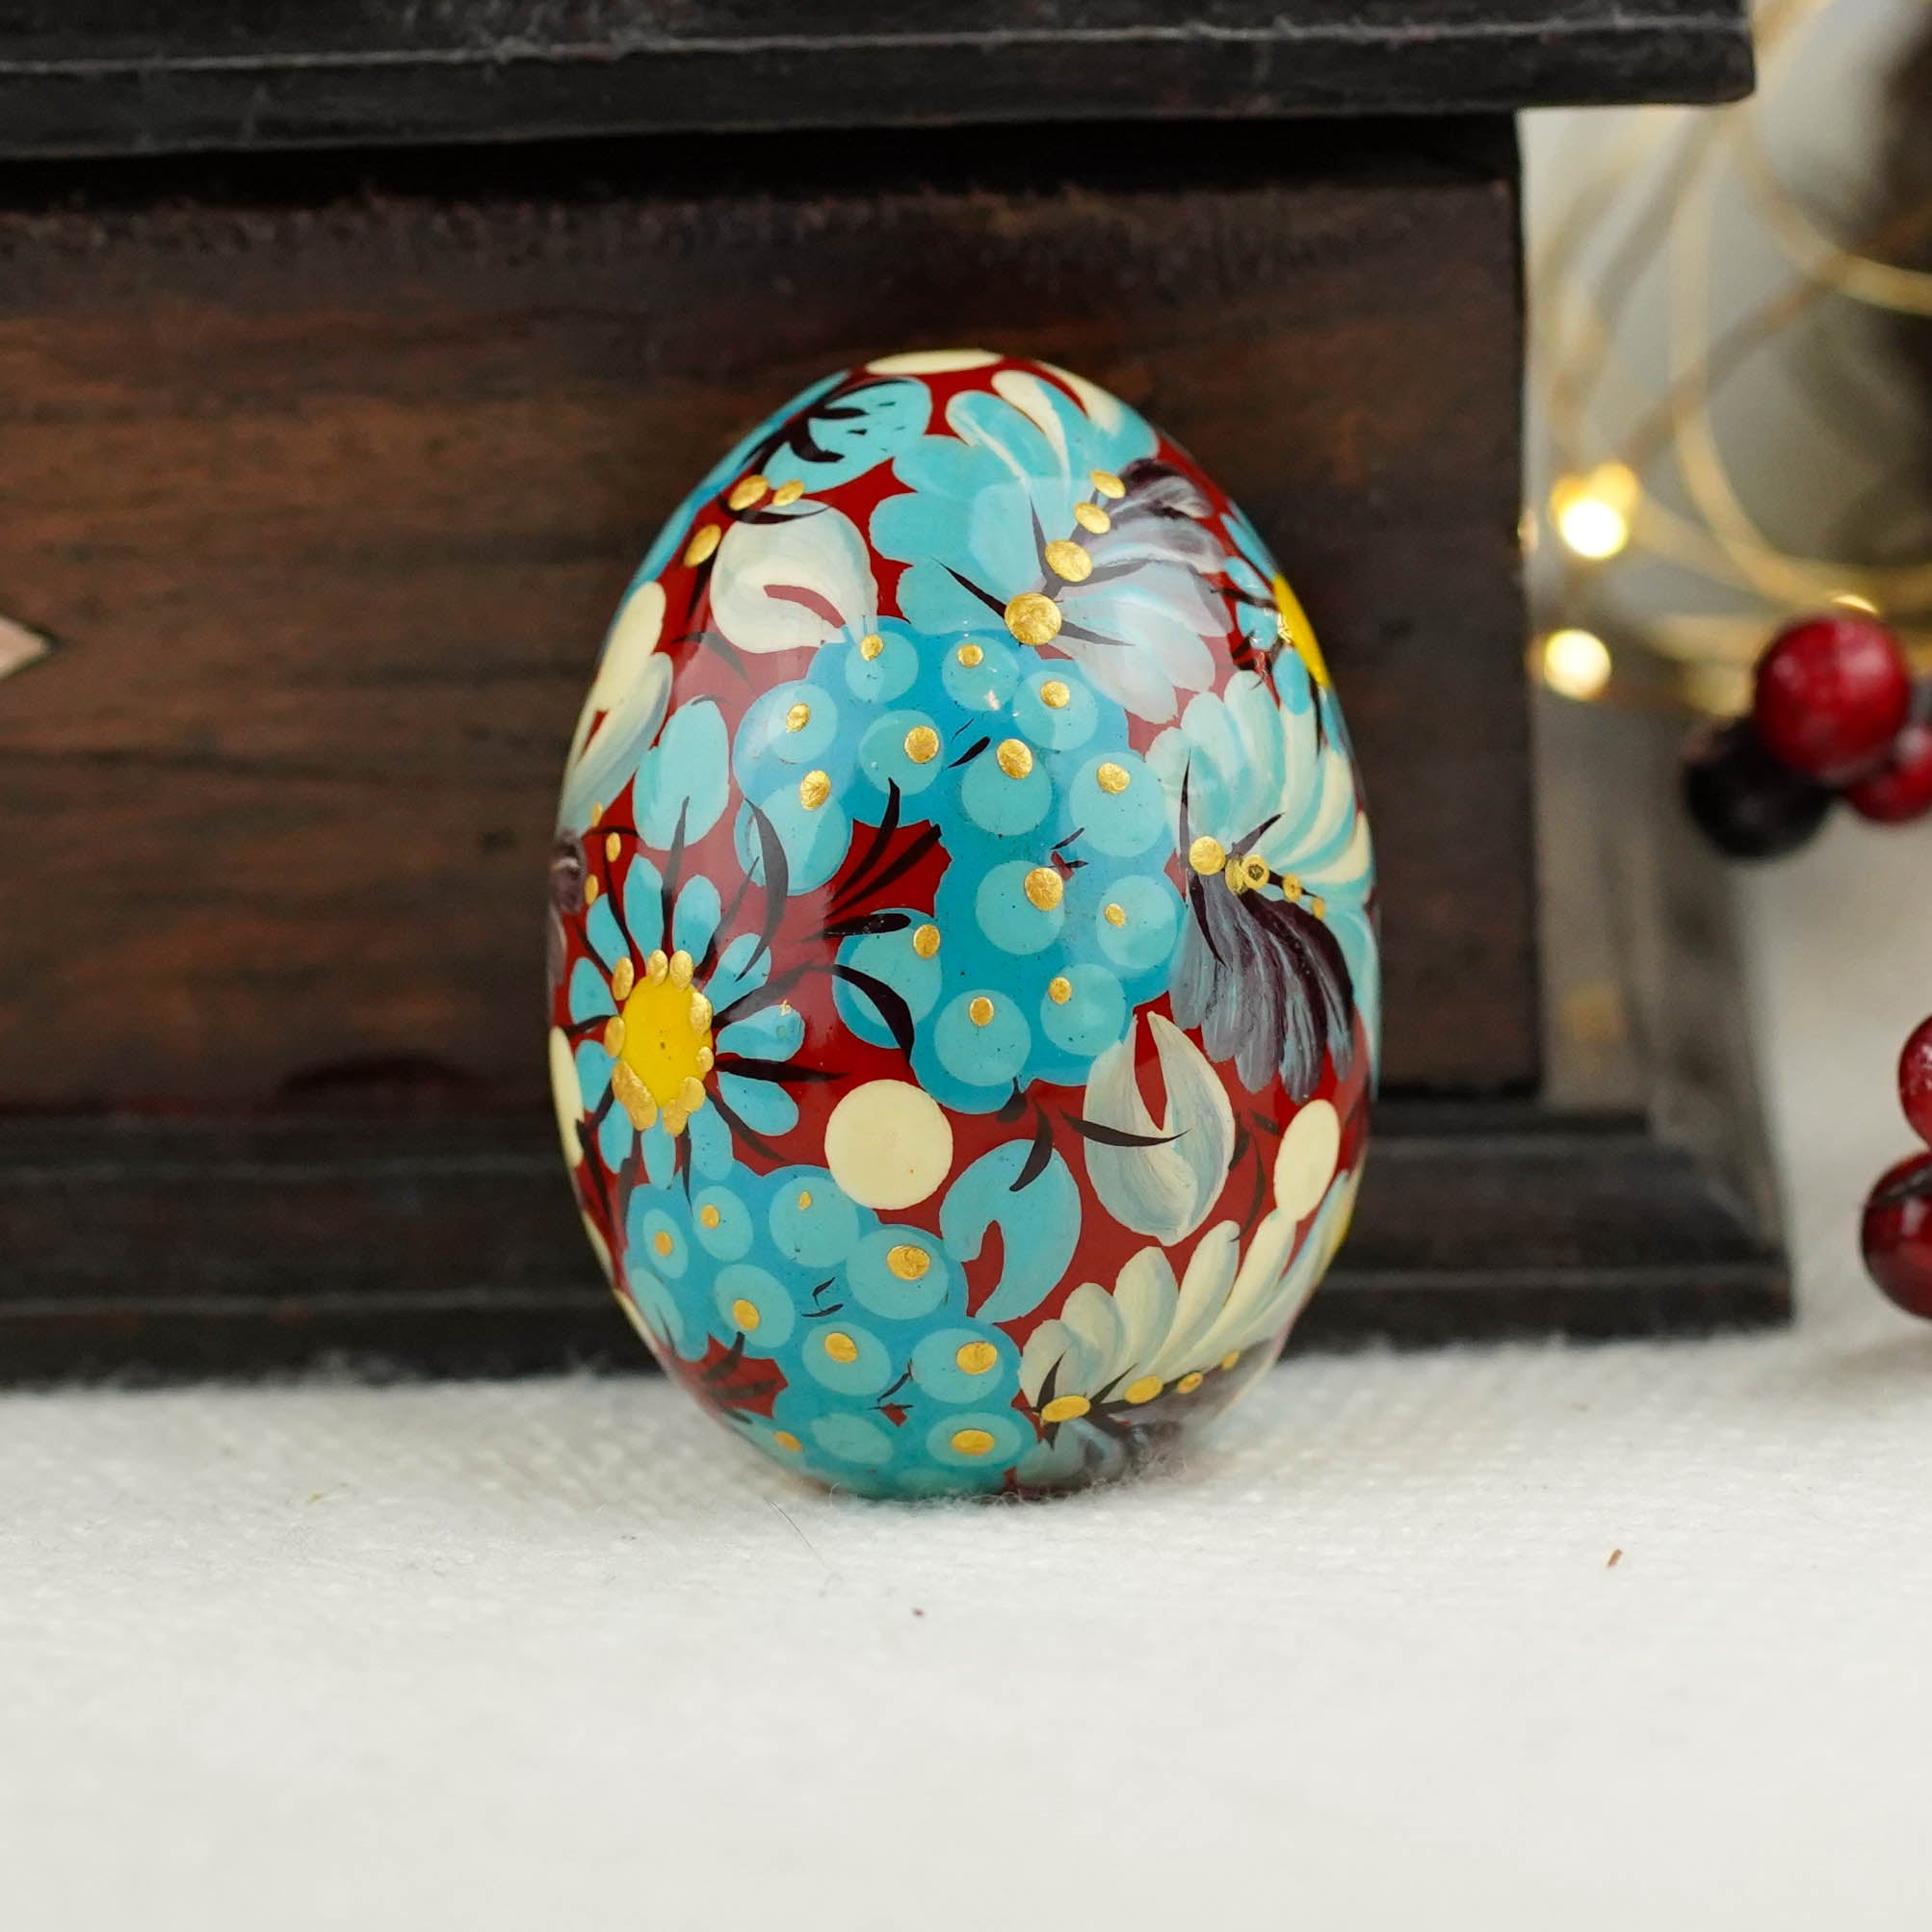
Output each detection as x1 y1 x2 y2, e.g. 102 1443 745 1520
1828 590 1881 615
1551 462 1637 561
1540 628 1613 701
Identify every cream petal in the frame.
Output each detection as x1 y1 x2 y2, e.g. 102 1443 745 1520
946 383 1040 491
867 348 1001 375
1190 1206 1300 1366
1059 1280 1129 1389
1019 1318 1074 1405
548 1027 585 1169
1148 1014 1236 1236
1038 360 1127 434
1083 1031 1158 1131
587 581 666 718
710 505 877 655
1320 813 1374 890
1303 747 1357 858
991 369 1072 475
1111 1245 1180 1378
1148 1220 1241 1381
1083 1017 1234 1242
559 654 672 835
1274 1099 1342 1223
1312 1168 1364 1280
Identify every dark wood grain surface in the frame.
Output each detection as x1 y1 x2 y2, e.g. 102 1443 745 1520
0 2 1755 158
0 122 1537 1110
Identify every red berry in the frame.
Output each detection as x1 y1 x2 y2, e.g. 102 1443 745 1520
1846 717 1932 823
1862 1153 1932 1318
1681 717 1833 859
1901 1017 1932 1148
1752 614 1912 783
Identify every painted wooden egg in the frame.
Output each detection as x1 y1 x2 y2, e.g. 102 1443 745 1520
547 350 1378 1498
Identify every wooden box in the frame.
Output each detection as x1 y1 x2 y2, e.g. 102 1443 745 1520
0 2 1779 1377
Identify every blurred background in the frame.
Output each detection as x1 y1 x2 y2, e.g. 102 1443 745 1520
1527 0 1930 718
1526 0 1931 1333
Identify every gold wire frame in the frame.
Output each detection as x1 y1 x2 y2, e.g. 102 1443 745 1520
1531 0 1932 715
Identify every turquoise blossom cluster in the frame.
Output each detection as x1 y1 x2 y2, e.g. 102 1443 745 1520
623 1159 1042 1499
730 623 1187 1110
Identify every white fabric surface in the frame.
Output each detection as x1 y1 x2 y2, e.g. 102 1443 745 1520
6 814 1931 1930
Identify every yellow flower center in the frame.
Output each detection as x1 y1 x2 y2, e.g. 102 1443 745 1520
618 953 715 1124
1273 572 1331 689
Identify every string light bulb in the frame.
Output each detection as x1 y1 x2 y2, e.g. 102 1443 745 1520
1540 627 1614 701
1550 462 1639 561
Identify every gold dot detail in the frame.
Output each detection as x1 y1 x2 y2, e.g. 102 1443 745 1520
730 1297 762 1332
968 995 996 1026
797 1190 813 1210
698 1204 721 1230
726 474 770 510
859 633 885 661
1188 835 1229 875
1103 902 1127 927
799 770 831 810
955 1342 999 1375
683 524 721 566
1040 1394 1090 1424
1005 591 1062 646
784 701 812 733
951 1428 996 1457
996 738 1033 779
770 479 805 507
1177 1371 1205 1395
1095 762 1130 795
602 1015 626 1056
584 876 600 903
610 1062 656 1132
1073 502 1111 535
610 956 636 1002
903 725 940 765
887 1244 932 1281
652 1230 673 1257
1044 538 1093 583
1039 679 1072 709
1122 1375 1163 1405
1090 468 1126 499
912 924 941 959
1047 976 1073 1005
1220 1351 1241 1371
669 949 694 988
604 830 621 862
772 1430 802 1453
1023 867 1063 911
956 643 984 667
822 1331 860 1365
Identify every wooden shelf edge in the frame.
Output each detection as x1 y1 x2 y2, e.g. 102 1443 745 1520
0 1104 1787 1384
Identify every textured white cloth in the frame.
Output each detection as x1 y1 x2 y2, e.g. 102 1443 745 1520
4 814 1931 1929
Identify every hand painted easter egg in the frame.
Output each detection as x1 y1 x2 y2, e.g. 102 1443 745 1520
547 349 1378 1498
